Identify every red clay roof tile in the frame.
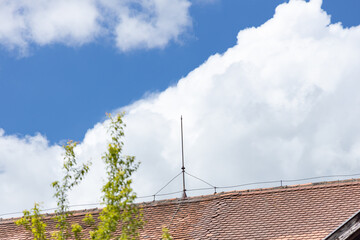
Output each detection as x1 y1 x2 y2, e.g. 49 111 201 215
1 178 360 239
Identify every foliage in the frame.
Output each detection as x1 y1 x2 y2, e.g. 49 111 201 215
15 140 91 240
83 213 95 226
51 140 91 239
89 113 144 240
15 113 144 240
161 227 173 240
15 203 47 240
71 223 83 240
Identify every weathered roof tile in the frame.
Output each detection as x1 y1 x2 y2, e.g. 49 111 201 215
2 179 360 239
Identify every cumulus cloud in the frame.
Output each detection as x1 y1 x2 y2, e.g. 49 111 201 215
1 0 360 216
0 129 62 214
0 0 191 53
101 0 192 51
118 0 360 196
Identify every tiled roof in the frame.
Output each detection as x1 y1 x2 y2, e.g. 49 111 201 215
1 178 360 239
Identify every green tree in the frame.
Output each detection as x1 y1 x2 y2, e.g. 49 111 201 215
15 203 47 240
161 227 173 240
51 140 91 239
89 113 144 240
15 140 91 240
15 113 144 240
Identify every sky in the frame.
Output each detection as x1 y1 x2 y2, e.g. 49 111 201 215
1 0 360 217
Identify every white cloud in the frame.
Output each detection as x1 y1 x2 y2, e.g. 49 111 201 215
0 1 27 50
108 0 192 51
0 0 191 53
1 0 360 216
27 0 100 46
0 129 62 214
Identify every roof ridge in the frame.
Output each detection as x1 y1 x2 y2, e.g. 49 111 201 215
1 178 359 223
0 207 101 223
140 177 360 207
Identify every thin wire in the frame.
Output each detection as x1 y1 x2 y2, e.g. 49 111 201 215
215 173 360 190
185 171 215 188
282 173 360 183
0 207 57 218
139 190 184 199
2 173 360 218
137 194 155 199
154 171 182 196
69 203 101 208
0 211 24 217
187 187 214 192
156 190 183 197
0 203 103 218
217 180 280 190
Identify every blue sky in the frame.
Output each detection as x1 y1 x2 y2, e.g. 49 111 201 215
1 0 360 215
1 0 358 143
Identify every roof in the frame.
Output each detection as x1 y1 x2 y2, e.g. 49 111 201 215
1 178 360 240
323 209 360 240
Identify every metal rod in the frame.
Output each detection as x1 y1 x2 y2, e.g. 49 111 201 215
181 116 187 198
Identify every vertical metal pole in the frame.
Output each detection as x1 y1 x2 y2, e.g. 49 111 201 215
181 116 187 199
